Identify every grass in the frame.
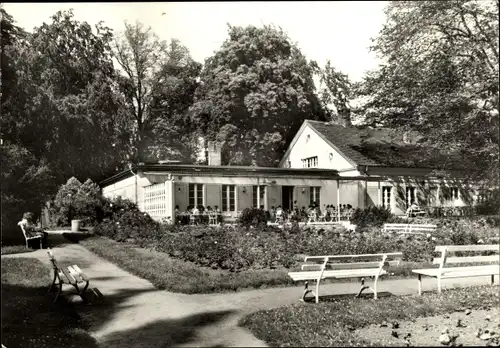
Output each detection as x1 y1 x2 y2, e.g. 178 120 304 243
1 257 98 348
239 285 500 347
80 236 295 293
1 245 35 255
81 236 437 294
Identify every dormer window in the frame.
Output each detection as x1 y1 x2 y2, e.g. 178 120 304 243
302 156 318 168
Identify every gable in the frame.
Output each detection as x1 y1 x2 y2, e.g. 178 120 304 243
280 122 355 171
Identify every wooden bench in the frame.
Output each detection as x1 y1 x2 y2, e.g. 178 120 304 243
288 252 403 303
406 207 426 218
383 223 437 237
18 223 43 249
412 244 499 295
47 249 91 304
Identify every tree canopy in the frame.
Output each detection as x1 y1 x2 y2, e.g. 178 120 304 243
189 24 327 166
358 0 499 184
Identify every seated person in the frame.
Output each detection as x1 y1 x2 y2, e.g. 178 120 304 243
269 206 276 221
406 202 420 216
18 212 47 248
275 205 284 221
192 205 200 215
214 205 221 213
206 206 212 212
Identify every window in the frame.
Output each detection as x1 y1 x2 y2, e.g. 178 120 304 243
252 185 266 208
406 186 416 207
222 185 235 212
188 184 203 208
144 183 166 219
382 186 392 210
451 187 459 201
309 187 321 206
301 156 318 168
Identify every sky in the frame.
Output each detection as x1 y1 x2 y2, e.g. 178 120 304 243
3 1 388 82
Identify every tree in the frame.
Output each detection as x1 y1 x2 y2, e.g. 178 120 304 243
1 10 129 183
190 24 326 166
358 0 499 184
313 60 356 127
113 21 201 163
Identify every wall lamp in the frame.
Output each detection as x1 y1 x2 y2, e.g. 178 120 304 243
242 187 247 193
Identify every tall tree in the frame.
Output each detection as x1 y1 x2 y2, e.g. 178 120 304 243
113 21 200 163
314 60 355 127
358 0 499 184
190 24 326 166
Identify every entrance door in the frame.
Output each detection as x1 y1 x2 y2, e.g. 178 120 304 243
282 186 294 210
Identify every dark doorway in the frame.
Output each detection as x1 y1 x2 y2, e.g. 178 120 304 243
282 186 294 210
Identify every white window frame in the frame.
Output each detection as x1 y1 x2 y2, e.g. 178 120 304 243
144 182 167 219
252 185 266 208
406 186 416 207
309 186 321 206
222 185 236 212
451 187 460 201
301 156 318 168
382 186 392 210
188 183 204 208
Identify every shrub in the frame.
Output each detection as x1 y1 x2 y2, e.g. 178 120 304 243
49 177 104 227
94 202 159 242
350 206 397 228
238 208 268 227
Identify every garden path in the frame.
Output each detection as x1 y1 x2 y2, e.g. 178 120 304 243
2 241 494 348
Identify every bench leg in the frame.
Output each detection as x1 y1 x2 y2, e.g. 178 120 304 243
53 282 63 304
73 282 90 304
315 279 321 304
437 276 442 294
418 274 422 296
47 272 58 294
373 276 378 300
356 278 370 298
301 281 313 302
491 275 495 286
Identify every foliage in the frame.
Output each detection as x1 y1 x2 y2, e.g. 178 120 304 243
239 285 500 347
94 198 159 242
238 208 268 227
476 188 500 215
0 143 56 237
313 60 356 126
190 24 327 166
113 21 201 163
351 206 397 228
49 177 104 226
1 257 98 348
358 0 499 184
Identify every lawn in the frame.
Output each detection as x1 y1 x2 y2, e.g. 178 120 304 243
80 236 294 294
1 245 35 255
238 285 500 347
1 257 98 348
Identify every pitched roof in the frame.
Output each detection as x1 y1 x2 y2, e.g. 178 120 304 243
306 120 466 170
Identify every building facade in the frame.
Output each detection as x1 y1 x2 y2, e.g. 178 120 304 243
100 120 479 221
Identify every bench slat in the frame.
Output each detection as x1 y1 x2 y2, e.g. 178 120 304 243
413 265 499 277
433 255 499 265
435 245 499 252
305 253 403 263
72 265 90 282
289 268 387 281
301 260 400 270
60 267 77 285
66 266 84 283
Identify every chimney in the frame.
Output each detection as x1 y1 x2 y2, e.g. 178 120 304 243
207 141 222 166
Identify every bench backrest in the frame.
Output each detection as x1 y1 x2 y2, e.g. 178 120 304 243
433 244 499 268
301 253 403 271
383 223 437 235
